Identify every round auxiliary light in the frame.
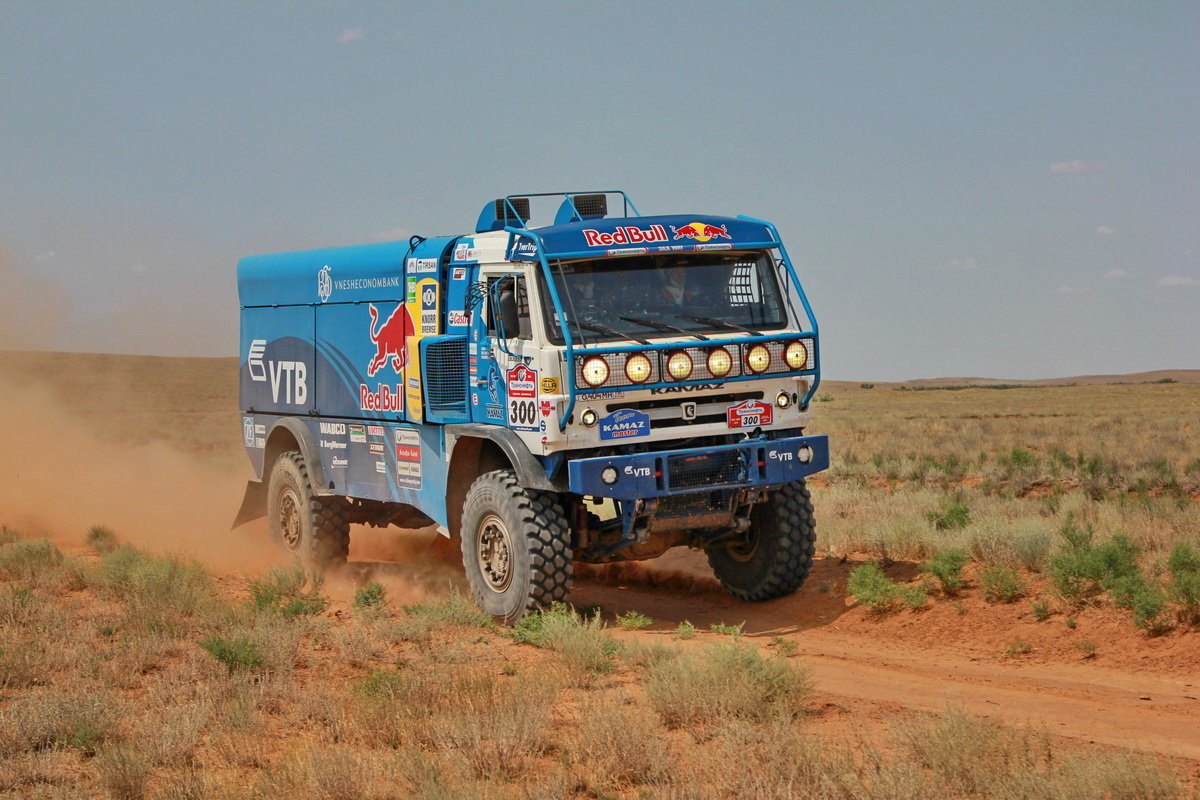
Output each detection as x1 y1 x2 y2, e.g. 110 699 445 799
784 340 809 370
625 353 653 383
798 447 814 464
580 408 599 427
601 466 619 485
581 357 609 387
667 350 694 381
745 344 772 374
707 347 733 378
776 391 792 409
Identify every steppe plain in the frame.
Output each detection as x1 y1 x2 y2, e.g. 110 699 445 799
1 351 1198 799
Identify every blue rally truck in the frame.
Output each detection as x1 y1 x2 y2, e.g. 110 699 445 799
235 191 829 623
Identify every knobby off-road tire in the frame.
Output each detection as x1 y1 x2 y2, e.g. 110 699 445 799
460 469 572 625
706 479 816 602
266 450 350 570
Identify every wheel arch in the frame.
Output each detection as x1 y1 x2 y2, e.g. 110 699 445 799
264 417 328 495
444 424 558 539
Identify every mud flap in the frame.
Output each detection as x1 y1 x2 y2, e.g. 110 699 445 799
232 480 266 528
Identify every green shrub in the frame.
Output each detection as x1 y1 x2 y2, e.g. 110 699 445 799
644 641 811 728
198 636 263 673
86 525 119 554
404 592 495 629
615 610 653 630
1011 529 1053 572
918 549 969 595
249 565 328 618
0 525 19 546
674 620 696 640
510 604 621 681
926 501 971 531
980 565 1024 603
1030 599 1052 621
847 562 902 613
353 582 387 611
900 583 928 610
1048 533 1140 604
95 546 216 625
0 539 63 582
709 621 744 638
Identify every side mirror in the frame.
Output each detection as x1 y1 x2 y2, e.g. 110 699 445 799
494 283 520 340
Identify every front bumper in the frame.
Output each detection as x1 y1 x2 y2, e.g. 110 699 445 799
566 434 829 500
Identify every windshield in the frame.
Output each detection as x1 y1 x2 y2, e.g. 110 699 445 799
540 251 790 344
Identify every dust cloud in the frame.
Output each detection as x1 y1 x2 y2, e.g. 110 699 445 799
0 377 277 572
0 248 70 352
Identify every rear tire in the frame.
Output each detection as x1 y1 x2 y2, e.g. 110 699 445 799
460 469 572 624
706 479 816 601
266 450 350 569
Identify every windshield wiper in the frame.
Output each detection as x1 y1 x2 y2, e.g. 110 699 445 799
675 314 762 337
572 320 650 345
619 316 708 341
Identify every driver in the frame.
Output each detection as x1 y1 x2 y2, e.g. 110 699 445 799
657 262 700 306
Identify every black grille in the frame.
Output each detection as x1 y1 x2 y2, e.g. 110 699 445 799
668 450 746 490
424 337 467 414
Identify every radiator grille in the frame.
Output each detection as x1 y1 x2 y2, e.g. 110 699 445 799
667 450 746 490
424 338 468 414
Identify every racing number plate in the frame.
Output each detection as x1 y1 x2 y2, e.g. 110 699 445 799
727 399 773 429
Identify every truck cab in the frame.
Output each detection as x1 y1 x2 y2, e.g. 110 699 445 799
236 191 829 623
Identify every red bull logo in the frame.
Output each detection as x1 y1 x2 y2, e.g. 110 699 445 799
582 225 668 247
367 303 415 377
671 222 732 243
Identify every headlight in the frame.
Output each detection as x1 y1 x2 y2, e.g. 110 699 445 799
625 353 652 383
582 357 609 387
776 391 792 409
666 351 693 381
581 408 598 427
784 340 809 370
745 344 771 374
601 466 618 484
707 347 733 378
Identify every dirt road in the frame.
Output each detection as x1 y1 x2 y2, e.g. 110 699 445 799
571 550 1200 770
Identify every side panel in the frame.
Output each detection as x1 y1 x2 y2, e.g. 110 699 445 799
240 307 315 414
315 302 408 421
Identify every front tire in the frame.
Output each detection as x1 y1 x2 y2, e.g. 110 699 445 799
460 469 572 624
706 479 816 601
266 450 350 569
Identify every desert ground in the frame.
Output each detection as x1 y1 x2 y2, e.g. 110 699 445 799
1 351 1198 799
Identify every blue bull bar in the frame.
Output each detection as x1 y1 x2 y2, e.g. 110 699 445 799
566 435 830 501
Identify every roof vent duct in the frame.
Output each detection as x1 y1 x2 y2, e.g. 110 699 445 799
476 197 530 233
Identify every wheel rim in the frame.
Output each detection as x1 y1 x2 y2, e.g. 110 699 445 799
279 488 302 550
726 529 760 563
477 513 514 593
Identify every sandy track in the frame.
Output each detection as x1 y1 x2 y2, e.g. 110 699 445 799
570 551 1200 768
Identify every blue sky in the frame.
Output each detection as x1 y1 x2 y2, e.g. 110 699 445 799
2 1 1196 380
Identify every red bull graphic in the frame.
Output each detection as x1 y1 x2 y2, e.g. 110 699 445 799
671 222 732 243
366 303 415 377
582 225 668 247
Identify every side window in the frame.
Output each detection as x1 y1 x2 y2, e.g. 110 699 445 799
486 276 532 340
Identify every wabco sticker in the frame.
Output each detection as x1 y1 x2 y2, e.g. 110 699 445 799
407 257 438 273
395 428 422 489
349 425 366 444
506 364 538 431
582 225 668 248
727 399 773 429
599 409 650 440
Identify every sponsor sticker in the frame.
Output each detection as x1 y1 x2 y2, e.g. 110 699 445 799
375 461 387 474
317 265 333 302
453 242 476 262
242 417 255 446
727 399 773 429
599 408 651 440
540 376 559 394
319 422 347 435
331 456 349 469
506 364 538 431
582 225 668 248
395 428 422 489
369 442 385 455
349 424 366 443
407 257 438 274
367 425 385 438
359 383 404 412
418 280 438 335
451 266 467 280
448 310 469 327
